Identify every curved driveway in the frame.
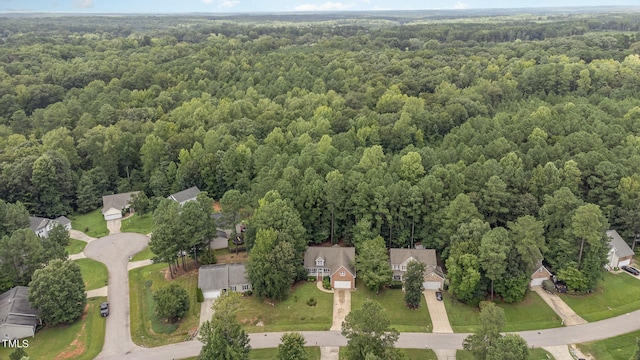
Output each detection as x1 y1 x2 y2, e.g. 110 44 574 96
83 232 149 359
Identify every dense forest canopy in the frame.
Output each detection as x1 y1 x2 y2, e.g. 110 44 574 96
1 10 640 302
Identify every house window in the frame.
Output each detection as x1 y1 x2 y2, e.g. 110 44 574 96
401 265 407 271
393 264 399 270
309 268 317 274
340 270 346 277
324 268 330 274
230 285 237 291
316 257 325 266
393 275 402 281
242 284 250 291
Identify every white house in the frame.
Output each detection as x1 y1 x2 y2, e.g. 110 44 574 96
167 186 201 206
101 191 140 221
0 287 40 340
29 216 71 238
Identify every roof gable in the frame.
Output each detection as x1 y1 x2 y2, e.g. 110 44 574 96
198 263 249 291
607 230 634 258
389 248 437 267
29 217 48 232
168 186 201 204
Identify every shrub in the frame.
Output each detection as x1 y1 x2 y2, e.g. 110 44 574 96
306 297 317 307
388 281 404 289
197 287 204 303
307 276 317 282
322 276 331 290
244 290 253 296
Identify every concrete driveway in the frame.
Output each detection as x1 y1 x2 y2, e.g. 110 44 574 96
69 229 96 242
200 298 215 327
83 232 149 359
107 219 122 234
532 286 587 326
330 289 351 331
423 290 453 333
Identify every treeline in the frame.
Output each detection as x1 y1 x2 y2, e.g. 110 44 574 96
0 13 639 303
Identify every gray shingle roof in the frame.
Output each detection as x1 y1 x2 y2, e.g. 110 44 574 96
198 263 249 292
102 191 140 214
54 216 71 226
303 246 356 276
389 248 437 267
607 229 634 258
168 186 201 204
28 217 48 232
0 287 40 328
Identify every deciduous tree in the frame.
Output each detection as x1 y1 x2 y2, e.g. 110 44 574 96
356 236 392 294
153 283 190 321
404 260 426 309
276 332 308 360
199 292 250 360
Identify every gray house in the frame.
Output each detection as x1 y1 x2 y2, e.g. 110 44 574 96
389 248 445 290
198 263 251 299
102 191 140 221
303 246 356 290
29 216 72 238
168 186 201 206
607 229 634 268
0 287 40 340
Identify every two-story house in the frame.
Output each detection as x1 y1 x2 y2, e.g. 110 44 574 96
304 246 356 290
389 248 445 290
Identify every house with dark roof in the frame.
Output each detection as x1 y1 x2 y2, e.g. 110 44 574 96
0 287 40 340
304 246 356 290
168 186 201 206
389 248 445 290
29 216 71 238
198 263 251 299
607 229 634 268
101 191 140 221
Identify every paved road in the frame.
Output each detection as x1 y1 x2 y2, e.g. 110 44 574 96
83 232 149 359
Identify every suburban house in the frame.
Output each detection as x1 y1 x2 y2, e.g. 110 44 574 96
389 248 445 290
606 229 634 268
530 263 553 287
198 263 251 299
303 246 356 290
0 287 41 340
167 186 201 206
28 216 71 238
101 191 140 221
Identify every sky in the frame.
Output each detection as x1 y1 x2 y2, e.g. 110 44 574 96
1 0 638 13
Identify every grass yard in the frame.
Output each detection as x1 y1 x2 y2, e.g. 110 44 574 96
443 290 561 333
131 245 155 261
250 347 321 359
121 213 153 234
578 329 640 360
339 347 436 359
457 348 551 359
0 297 106 360
129 263 200 347
75 258 108 291
559 271 640 322
350 280 432 332
237 281 333 332
66 238 87 255
71 209 109 238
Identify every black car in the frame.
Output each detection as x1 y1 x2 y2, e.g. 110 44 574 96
100 302 109 317
435 291 443 301
622 266 640 276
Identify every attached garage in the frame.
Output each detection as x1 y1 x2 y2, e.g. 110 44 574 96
530 265 552 287
103 208 122 221
202 289 222 300
334 281 352 289
618 258 632 267
423 281 441 290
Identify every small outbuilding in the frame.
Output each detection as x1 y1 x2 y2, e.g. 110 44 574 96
0 287 41 340
607 229 634 268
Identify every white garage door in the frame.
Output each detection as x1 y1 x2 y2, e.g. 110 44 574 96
334 281 351 289
104 213 121 221
619 259 631 267
530 278 545 287
203 290 222 299
423 281 441 290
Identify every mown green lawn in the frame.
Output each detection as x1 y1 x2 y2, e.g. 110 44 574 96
457 348 551 359
65 238 87 255
131 245 155 261
0 297 106 360
559 271 640 322
444 290 561 333
237 281 333 332
250 347 321 359
71 209 109 238
578 329 640 360
75 258 108 291
129 263 200 347
339 347 436 359
121 213 153 234
350 280 432 332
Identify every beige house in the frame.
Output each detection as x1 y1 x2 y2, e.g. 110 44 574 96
304 246 356 290
389 248 445 290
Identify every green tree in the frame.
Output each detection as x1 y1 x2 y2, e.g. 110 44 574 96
31 151 74 217
247 229 298 300
0 200 29 238
220 189 246 232
341 298 403 360
130 191 151 216
480 227 510 301
0 229 46 286
276 332 308 360
180 193 216 266
446 253 482 305
199 292 251 360
486 334 529 360
150 199 181 276
404 260 426 309
28 259 86 326
9 348 28 360
631 337 640 360
356 236 392 294
153 283 190 321
572 204 608 266
47 223 70 247
508 216 545 273
463 302 506 360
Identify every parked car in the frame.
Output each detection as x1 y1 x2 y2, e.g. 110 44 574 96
435 291 443 301
100 302 109 317
555 280 568 293
622 266 640 276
